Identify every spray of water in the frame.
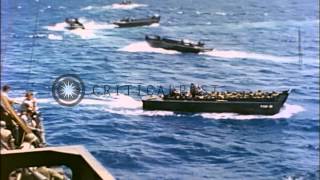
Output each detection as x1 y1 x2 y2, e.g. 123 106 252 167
45 18 117 39
120 41 298 63
119 41 180 54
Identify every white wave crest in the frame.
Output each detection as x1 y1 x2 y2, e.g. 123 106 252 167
109 3 147 10
81 3 147 11
215 12 227 16
119 41 180 54
200 104 304 120
201 50 296 63
28 34 47 38
48 34 63 40
81 6 94 10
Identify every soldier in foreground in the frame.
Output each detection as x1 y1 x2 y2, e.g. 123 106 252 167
1 87 65 179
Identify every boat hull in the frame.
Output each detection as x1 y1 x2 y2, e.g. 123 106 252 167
145 36 212 53
142 91 289 115
65 25 84 30
113 18 160 28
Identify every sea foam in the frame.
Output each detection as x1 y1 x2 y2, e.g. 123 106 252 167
81 3 147 11
201 49 297 63
45 18 117 39
119 41 180 54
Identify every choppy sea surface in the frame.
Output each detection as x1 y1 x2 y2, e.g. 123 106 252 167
1 0 319 179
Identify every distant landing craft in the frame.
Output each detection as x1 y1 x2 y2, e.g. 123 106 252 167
113 15 160 28
119 0 133 5
65 18 85 30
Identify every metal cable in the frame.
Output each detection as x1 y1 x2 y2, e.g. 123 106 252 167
28 1 41 90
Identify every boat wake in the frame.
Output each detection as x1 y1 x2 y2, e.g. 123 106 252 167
17 94 304 119
199 104 305 120
119 41 180 54
149 23 160 27
81 3 147 11
120 41 300 63
45 18 117 39
83 94 175 116
201 50 297 63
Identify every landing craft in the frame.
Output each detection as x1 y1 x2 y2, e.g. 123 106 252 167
119 0 133 5
142 89 290 115
113 15 160 28
65 18 85 30
145 35 213 53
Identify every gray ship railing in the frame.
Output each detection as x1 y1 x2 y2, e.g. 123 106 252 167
0 145 114 180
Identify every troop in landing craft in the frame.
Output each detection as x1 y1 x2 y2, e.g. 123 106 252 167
142 84 290 115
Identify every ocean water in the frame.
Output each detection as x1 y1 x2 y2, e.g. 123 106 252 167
1 0 319 179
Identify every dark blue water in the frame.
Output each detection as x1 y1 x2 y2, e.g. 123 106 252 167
1 0 319 179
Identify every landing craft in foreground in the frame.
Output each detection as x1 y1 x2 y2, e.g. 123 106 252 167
65 18 85 30
145 35 213 53
113 15 160 28
142 87 290 115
